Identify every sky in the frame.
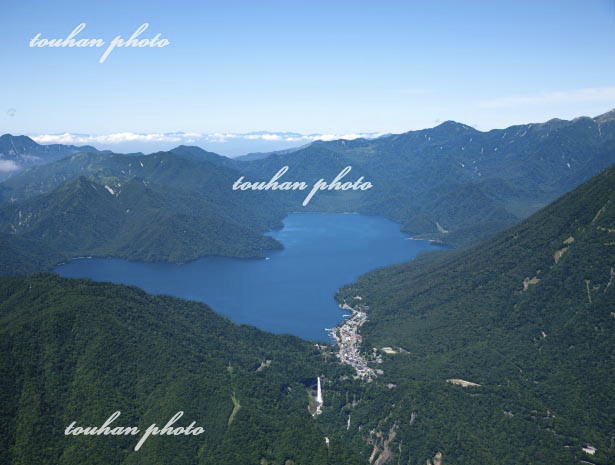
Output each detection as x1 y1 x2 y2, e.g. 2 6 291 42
1 0 615 154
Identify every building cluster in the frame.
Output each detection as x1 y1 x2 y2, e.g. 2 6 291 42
329 299 376 379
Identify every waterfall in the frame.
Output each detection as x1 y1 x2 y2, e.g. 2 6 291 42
313 376 323 415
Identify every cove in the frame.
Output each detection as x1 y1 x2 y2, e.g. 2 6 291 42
55 213 448 341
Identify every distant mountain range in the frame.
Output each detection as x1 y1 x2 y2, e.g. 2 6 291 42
27 131 386 157
1 109 615 272
237 109 615 244
233 144 309 161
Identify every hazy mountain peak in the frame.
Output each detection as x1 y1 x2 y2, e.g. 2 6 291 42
432 120 478 132
0 134 38 151
0 134 105 180
594 108 615 123
170 144 230 160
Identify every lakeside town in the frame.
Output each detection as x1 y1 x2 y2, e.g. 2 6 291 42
328 297 377 379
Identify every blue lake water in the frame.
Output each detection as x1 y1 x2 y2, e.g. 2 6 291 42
55 213 447 341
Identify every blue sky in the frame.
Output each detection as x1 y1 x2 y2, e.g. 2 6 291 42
1 0 615 151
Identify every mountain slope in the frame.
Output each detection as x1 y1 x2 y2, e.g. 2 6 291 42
333 164 615 464
0 134 105 180
0 274 364 465
0 149 286 234
0 175 282 272
0 149 289 274
237 110 615 245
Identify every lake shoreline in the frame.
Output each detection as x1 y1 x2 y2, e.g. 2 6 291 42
56 213 449 341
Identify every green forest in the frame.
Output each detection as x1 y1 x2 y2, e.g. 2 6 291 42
0 274 364 465
336 165 615 464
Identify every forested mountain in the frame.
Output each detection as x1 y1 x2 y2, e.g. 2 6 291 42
238 109 615 244
333 163 615 464
1 149 262 206
0 274 363 465
0 150 286 273
0 176 282 273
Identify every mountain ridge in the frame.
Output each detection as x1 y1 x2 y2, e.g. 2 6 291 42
232 109 615 244
2 108 615 271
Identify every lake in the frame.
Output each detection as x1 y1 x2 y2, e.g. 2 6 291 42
55 213 447 341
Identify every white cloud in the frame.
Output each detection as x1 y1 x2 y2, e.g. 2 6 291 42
479 86 615 108
0 160 19 172
31 131 386 147
259 134 282 141
33 132 185 145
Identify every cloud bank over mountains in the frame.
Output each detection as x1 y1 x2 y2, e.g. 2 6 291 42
31 131 386 156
